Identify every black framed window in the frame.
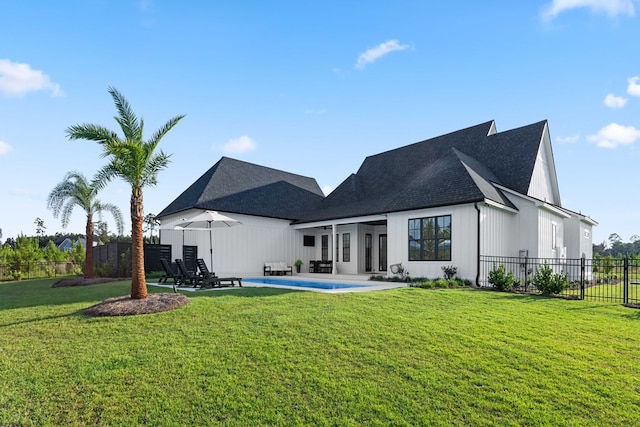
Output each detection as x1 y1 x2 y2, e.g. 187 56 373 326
408 215 451 261
321 235 329 261
342 233 350 262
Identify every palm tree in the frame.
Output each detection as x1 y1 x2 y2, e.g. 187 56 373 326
47 171 124 279
66 87 184 299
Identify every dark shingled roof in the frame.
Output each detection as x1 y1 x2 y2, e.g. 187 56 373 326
296 120 547 223
159 121 548 224
157 157 325 221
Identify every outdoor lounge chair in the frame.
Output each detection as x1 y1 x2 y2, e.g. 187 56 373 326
159 258 183 292
195 258 242 288
175 258 200 286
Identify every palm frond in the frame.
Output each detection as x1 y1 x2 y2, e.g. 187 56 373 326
147 115 186 148
99 202 125 235
141 151 171 187
66 124 119 145
47 171 92 217
60 200 77 229
108 86 142 141
92 164 119 192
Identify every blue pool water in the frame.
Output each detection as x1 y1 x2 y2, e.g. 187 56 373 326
244 277 368 290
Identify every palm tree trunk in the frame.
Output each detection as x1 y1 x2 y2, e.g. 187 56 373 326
84 214 95 278
130 188 147 299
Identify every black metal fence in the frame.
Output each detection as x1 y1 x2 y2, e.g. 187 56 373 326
0 261 82 282
0 244 173 282
480 255 640 307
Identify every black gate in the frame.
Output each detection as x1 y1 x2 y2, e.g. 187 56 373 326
144 244 173 273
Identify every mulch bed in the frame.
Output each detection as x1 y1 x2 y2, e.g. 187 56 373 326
84 293 190 317
52 277 190 316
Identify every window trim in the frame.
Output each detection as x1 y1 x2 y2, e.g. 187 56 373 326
408 215 452 261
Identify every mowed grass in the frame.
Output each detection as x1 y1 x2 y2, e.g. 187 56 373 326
1 279 639 426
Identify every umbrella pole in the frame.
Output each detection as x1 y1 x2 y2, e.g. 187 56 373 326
209 223 213 272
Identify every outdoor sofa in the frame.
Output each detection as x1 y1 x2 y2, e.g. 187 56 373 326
263 261 293 276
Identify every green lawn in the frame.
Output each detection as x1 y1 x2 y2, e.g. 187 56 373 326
1 279 639 426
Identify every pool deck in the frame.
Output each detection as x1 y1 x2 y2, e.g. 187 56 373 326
151 273 408 294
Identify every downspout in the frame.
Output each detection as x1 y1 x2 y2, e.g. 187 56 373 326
475 202 481 287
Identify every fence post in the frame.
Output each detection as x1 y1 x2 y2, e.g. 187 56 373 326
524 257 529 292
624 256 629 305
580 256 585 300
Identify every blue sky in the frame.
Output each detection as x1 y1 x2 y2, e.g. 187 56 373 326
1 0 639 247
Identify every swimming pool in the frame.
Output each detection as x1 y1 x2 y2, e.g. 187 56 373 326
243 277 368 290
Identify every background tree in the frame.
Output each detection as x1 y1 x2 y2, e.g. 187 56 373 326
3 238 15 250
144 213 160 244
9 235 41 280
34 217 46 247
95 220 111 244
66 86 184 299
47 171 124 278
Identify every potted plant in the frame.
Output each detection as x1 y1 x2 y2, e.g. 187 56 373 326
294 259 303 273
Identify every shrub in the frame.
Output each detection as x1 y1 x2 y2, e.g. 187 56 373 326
146 270 164 280
441 265 457 280
531 263 568 295
410 278 471 289
488 264 516 291
95 263 112 278
117 249 132 277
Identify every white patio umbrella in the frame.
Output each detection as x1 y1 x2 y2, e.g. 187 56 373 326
160 210 242 270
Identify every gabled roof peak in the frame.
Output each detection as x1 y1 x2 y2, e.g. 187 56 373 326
158 156 324 220
298 120 551 223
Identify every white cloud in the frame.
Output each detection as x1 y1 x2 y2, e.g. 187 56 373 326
355 40 409 70
588 123 640 148
542 0 635 20
627 76 640 97
220 136 256 154
0 59 64 97
556 134 581 144
321 185 334 196
604 93 628 108
0 140 12 155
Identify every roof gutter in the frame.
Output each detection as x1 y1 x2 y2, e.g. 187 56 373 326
475 202 481 287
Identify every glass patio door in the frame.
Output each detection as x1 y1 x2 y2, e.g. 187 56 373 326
365 233 372 272
379 234 387 271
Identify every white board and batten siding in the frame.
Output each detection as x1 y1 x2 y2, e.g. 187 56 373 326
527 125 561 205
478 202 517 257
386 204 478 281
536 208 566 259
563 216 594 259
160 212 299 277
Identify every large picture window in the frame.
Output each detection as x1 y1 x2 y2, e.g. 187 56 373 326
408 215 451 261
